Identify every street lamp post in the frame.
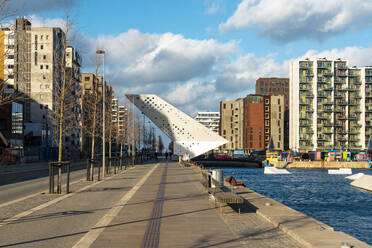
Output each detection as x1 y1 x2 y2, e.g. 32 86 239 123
96 49 106 177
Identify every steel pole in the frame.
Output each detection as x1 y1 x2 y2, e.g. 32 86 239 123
102 53 106 178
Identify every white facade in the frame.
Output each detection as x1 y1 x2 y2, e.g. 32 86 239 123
290 59 370 151
193 112 220 133
1 29 15 93
127 94 227 158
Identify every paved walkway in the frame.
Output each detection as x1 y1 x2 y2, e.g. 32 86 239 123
0 161 301 248
75 161 300 248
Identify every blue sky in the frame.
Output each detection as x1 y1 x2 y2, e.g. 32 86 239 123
8 0 372 115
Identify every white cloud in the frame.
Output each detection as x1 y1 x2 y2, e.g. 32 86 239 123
205 0 223 14
27 15 65 28
219 0 372 41
94 30 237 87
298 46 372 67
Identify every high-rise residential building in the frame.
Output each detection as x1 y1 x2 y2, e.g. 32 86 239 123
290 58 372 151
256 77 289 150
220 99 245 152
194 112 220 133
245 95 284 151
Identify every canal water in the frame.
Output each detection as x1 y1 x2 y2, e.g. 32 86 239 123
221 168 372 245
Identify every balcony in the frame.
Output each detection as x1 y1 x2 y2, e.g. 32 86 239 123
334 93 344 99
324 108 333 112
348 114 358 120
337 100 348 106
324 100 333 105
300 121 312 127
323 71 333 77
348 86 359 91
334 121 345 126
348 128 359 134
323 122 333 126
348 100 359 106
324 128 333 134
348 71 360 77
336 136 347 141
334 107 344 113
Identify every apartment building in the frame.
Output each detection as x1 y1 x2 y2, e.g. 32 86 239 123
244 95 284 151
194 112 220 133
256 77 289 150
290 58 371 151
220 99 244 152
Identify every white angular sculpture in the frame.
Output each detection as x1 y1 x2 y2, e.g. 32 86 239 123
126 94 228 158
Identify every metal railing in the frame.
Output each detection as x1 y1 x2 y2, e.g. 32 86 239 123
49 161 71 194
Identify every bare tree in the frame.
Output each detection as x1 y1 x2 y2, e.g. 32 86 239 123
48 8 81 164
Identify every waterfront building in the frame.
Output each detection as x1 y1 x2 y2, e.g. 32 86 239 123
290 58 372 151
220 95 284 153
193 112 220 133
128 94 227 158
256 77 289 150
244 95 284 151
220 98 245 152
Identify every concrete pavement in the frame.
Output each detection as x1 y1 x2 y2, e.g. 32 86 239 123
0 161 302 248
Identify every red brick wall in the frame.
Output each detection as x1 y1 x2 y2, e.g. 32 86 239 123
245 102 264 150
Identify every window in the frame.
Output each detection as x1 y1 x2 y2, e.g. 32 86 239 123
7 65 14 69
8 74 14 79
223 130 226 135
265 106 269 112
265 113 269 119
230 104 233 108
265 99 269 104
40 84 42 89
84 76 90 81
250 142 253 147
250 135 253 140
40 94 43 100
43 74 46 80
279 106 281 112
45 84 49 89
43 55 46 60
40 45 44 50
41 35 43 40
8 35 14 39
40 65 43 69
46 65 49 69
223 103 226 109
265 135 270 141
46 35 49 40
40 104 43 109
278 120 280 126
265 128 269 133
278 99 280 104
279 135 281 140
278 142 280 147
8 55 14 59
34 52 37 65
279 113 281 119
265 120 269 126
7 45 14 49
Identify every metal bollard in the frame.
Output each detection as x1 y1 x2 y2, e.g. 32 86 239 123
86 159 90 181
66 163 70 194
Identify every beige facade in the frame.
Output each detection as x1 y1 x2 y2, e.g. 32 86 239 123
269 95 284 151
220 98 244 152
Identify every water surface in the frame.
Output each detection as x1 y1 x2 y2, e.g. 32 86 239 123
221 168 372 245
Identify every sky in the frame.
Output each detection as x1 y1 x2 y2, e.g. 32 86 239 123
4 0 372 116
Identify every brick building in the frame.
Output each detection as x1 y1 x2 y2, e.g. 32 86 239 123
256 77 289 150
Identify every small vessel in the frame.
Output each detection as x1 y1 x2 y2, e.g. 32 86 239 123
345 173 365 180
264 167 291 174
328 168 352 175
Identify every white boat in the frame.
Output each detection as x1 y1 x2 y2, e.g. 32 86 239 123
264 167 291 174
328 168 352 175
345 173 365 180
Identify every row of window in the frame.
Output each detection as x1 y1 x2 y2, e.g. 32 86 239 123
259 81 289 87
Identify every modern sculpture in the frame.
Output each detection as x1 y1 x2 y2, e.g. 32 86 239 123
126 94 228 159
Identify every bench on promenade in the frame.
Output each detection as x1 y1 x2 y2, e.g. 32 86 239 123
208 177 244 214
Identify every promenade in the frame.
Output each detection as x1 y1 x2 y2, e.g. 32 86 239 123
0 160 300 248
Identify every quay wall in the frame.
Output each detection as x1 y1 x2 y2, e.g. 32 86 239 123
182 161 371 247
273 161 370 169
